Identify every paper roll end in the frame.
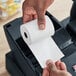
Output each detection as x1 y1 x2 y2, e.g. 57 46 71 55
20 25 31 45
24 32 28 38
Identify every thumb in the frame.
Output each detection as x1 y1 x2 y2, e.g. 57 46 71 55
42 68 49 76
37 11 46 30
46 60 58 72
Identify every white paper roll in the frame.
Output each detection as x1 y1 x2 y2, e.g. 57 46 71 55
20 16 55 45
20 15 64 68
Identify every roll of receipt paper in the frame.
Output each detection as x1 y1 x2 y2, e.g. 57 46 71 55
20 15 64 68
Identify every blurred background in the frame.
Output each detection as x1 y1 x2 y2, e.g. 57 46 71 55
0 0 72 76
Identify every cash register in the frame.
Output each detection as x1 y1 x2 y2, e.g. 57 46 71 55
4 6 76 76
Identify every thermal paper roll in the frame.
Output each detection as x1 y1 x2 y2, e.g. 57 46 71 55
20 15 64 68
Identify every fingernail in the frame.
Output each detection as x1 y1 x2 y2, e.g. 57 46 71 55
46 60 53 66
39 24 45 30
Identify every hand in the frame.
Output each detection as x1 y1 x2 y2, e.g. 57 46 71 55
22 0 54 30
42 60 72 76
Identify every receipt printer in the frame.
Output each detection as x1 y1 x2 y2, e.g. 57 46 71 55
4 12 76 76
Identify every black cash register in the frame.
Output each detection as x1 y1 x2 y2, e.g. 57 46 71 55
4 11 76 76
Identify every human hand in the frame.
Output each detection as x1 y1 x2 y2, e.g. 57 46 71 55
22 0 54 30
42 60 72 76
